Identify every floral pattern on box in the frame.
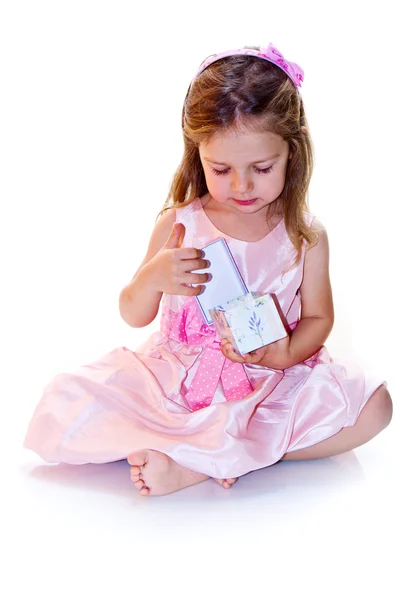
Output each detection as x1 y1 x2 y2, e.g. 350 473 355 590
209 292 288 355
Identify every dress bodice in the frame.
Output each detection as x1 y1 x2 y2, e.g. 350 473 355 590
160 197 315 335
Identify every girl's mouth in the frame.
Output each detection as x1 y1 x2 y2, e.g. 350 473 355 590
233 198 257 205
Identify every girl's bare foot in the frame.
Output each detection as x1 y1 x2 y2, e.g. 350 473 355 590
128 450 209 496
214 478 238 489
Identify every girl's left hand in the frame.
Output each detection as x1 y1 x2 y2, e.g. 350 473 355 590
220 335 292 370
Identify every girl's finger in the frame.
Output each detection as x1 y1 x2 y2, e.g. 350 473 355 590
223 343 244 363
241 352 257 363
221 339 234 352
221 343 233 357
242 349 265 364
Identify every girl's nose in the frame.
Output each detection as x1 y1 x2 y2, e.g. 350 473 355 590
232 173 253 194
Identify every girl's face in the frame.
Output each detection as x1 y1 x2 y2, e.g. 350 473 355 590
199 128 290 216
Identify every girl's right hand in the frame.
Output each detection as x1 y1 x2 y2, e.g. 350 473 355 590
145 222 210 296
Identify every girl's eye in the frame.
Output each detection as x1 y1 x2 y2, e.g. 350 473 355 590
254 166 274 174
211 167 230 176
211 166 274 176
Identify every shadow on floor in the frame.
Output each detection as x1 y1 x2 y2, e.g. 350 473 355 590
21 450 366 505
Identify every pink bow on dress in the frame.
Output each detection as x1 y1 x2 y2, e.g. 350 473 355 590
167 297 254 411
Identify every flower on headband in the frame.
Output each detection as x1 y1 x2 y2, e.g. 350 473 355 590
258 44 304 88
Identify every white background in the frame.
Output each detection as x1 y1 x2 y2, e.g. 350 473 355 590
1 1 399 599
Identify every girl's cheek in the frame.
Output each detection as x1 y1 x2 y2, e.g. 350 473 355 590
212 179 228 195
205 180 218 196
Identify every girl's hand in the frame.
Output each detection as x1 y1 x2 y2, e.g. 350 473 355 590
220 334 292 370
146 223 211 296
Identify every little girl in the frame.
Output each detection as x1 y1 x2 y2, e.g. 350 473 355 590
24 43 392 496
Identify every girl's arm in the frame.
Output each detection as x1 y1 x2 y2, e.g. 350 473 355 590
286 219 334 366
219 219 335 370
119 209 177 328
250 219 334 370
119 209 208 328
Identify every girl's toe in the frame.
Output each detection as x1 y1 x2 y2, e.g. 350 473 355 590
127 451 147 468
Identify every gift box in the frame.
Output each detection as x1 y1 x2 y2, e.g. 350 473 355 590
195 238 248 325
209 292 288 355
193 237 287 354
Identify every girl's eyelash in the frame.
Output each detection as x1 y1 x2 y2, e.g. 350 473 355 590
211 166 274 176
255 166 274 174
211 168 229 175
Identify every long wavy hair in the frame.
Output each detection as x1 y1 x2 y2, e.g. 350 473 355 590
160 48 320 266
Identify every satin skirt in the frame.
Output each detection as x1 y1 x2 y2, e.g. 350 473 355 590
24 334 385 479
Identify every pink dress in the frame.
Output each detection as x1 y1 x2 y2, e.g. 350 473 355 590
24 198 386 478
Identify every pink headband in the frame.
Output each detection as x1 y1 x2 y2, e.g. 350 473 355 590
191 43 304 90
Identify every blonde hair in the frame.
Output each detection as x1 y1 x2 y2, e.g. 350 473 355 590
159 49 320 266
